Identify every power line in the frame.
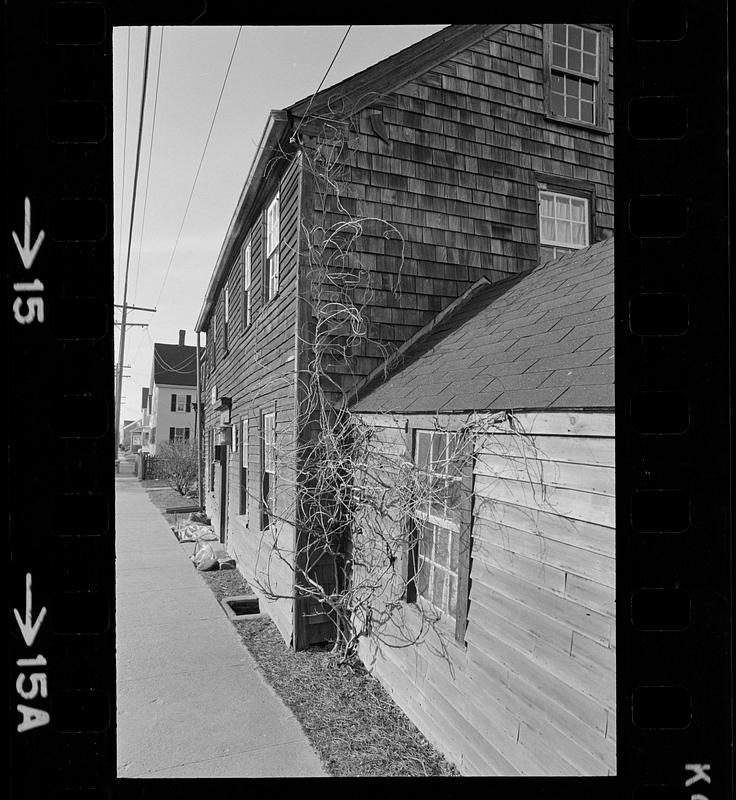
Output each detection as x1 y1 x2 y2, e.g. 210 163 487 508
290 25 352 142
153 26 243 309
132 26 165 306
153 350 197 374
116 28 131 303
115 26 153 452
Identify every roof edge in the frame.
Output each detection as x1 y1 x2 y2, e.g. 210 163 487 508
347 275 495 407
195 110 290 332
353 405 615 417
288 25 507 121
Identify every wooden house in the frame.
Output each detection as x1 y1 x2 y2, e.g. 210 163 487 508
194 23 614 651
349 237 615 775
147 330 197 455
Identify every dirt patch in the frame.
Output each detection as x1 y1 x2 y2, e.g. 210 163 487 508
143 485 460 777
142 481 199 528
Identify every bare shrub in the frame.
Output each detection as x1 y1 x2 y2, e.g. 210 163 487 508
158 440 198 496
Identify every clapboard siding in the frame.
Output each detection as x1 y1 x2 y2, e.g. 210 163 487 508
203 153 304 645
303 23 613 396
354 410 615 775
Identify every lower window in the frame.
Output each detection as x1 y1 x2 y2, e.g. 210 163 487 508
240 418 248 515
261 412 275 529
408 428 471 640
414 520 460 618
169 427 190 444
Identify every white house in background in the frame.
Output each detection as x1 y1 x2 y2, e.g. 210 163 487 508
147 329 197 455
138 387 152 452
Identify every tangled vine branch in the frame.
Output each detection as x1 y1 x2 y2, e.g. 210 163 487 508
244 100 546 663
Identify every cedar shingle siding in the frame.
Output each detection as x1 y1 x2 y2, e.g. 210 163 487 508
197 23 614 657
304 23 613 395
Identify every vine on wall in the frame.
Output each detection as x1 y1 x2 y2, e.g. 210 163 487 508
244 101 541 661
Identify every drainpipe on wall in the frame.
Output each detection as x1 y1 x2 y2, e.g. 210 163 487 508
196 331 204 510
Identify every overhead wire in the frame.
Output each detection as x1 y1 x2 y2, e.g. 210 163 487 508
115 28 131 303
132 26 165 306
153 349 197 374
115 26 153 447
290 25 352 143
153 26 243 309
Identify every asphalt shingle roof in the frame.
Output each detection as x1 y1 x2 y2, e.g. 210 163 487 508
152 343 197 387
350 237 614 415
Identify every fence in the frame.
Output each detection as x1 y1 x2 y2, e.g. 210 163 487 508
139 453 172 481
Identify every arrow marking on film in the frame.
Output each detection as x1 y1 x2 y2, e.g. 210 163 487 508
12 197 45 270
14 573 47 648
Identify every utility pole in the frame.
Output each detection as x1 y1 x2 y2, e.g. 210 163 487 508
114 26 153 457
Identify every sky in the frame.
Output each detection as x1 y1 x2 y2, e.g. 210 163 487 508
113 25 447 428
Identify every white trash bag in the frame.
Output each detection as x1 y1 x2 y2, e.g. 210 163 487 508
192 542 218 571
178 523 217 542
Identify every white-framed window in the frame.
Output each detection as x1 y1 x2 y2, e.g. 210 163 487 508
262 411 276 528
411 430 464 622
242 237 252 327
265 193 280 301
545 24 609 128
223 284 230 352
240 418 248 515
210 315 217 372
208 428 216 491
539 190 590 262
169 427 190 444
171 393 191 413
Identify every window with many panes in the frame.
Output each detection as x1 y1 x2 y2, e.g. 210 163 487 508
408 429 472 641
169 427 190 444
208 429 215 491
223 285 230 353
539 189 590 262
209 315 217 372
261 412 275 529
545 24 608 129
265 193 280 302
171 393 191 413
242 237 252 328
240 418 248 515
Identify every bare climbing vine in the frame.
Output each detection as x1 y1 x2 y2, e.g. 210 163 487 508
241 99 544 662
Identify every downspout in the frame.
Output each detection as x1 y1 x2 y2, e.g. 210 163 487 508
196 331 204 509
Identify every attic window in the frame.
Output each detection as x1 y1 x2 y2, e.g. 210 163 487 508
544 24 610 131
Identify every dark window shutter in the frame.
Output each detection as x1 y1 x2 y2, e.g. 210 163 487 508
171 394 177 412
186 395 191 412
184 428 190 441
169 427 175 441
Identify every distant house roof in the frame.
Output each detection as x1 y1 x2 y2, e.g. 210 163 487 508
195 24 505 332
151 343 197 388
351 237 614 415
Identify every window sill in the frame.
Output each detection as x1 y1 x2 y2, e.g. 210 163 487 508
405 597 466 652
544 112 611 136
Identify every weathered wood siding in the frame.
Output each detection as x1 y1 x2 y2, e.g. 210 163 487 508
356 410 615 776
203 153 304 644
304 23 613 396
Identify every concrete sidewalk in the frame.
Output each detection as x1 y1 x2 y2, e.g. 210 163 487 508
115 475 326 778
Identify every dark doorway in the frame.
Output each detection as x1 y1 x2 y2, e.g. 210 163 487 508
219 446 228 544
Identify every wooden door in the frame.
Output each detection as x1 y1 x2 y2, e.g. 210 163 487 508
219 447 228 544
